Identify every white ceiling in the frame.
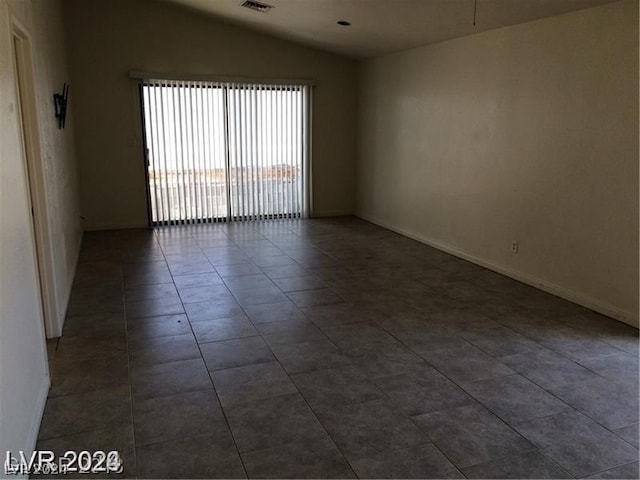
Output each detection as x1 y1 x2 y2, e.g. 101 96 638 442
165 0 619 58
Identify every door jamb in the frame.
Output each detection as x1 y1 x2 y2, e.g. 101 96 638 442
12 19 61 339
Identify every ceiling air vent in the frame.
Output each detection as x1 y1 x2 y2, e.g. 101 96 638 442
241 0 273 13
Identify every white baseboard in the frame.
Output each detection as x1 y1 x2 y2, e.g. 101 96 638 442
356 213 639 328
53 230 84 339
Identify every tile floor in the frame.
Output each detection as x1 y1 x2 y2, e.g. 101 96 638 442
38 216 639 479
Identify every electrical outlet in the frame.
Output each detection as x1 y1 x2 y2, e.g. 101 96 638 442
511 240 519 254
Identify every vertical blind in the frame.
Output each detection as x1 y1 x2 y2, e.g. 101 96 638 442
140 79 310 225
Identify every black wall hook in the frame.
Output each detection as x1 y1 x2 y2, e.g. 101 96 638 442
53 83 69 129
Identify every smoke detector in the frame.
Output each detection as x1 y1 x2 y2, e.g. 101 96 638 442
241 0 273 13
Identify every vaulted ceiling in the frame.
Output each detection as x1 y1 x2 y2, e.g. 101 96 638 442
165 0 619 58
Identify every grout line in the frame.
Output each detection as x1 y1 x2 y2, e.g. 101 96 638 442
123 233 139 480
180 228 250 479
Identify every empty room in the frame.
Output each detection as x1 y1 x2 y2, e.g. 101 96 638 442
0 0 637 478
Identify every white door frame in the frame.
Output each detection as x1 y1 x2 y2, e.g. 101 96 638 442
12 18 61 339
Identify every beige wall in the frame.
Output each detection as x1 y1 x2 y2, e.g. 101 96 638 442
1 0 81 460
13 0 83 336
63 0 358 230
357 0 639 326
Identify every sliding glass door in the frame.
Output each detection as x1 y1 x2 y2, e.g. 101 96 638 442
140 79 310 225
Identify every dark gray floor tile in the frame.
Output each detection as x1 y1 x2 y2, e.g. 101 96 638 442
225 393 326 453
499 316 568 343
269 338 352 374
291 365 384 411
418 343 515 384
126 313 191 341
167 260 216 276
501 348 599 389
126 295 184 319
316 398 428 461
201 246 247 259
586 462 639 479
257 319 327 346
50 355 129 397
291 254 339 270
371 362 450 391
322 321 389 341
36 420 134 452
252 255 299 268
242 246 284 259
62 311 125 337
159 244 202 256
243 300 307 324
261 264 308 279
125 282 178 303
233 285 288 306
164 253 209 266
121 251 164 265
461 450 571 479
54 332 127 364
351 347 429 379
39 386 132 440
216 263 261 277
518 294 586 318
136 432 246 479
241 435 355 479
375 367 474 416
201 336 274 371
561 312 637 340
460 326 545 357
123 261 170 278
133 389 225 446
204 251 251 268
272 275 326 293
349 443 463 479
211 361 297 407
411 403 535 469
390 328 471 354
66 295 125 317
539 328 625 362
129 333 200 367
37 424 136 479
184 299 245 322
74 262 123 288
224 273 276 293
580 352 640 386
323 322 412 355
613 423 639 448
548 377 639 430
226 232 266 244
191 315 258 343
303 302 373 329
461 374 571 424
172 272 224 289
514 410 639 477
177 284 234 304
40 218 639 480
195 237 235 248
288 288 344 308
599 333 639 356
130 358 212 401
338 285 404 304
123 269 173 287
